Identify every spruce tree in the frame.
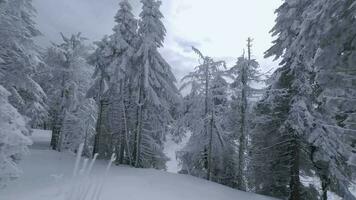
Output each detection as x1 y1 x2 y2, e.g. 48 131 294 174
251 0 356 199
229 38 261 191
133 0 181 169
88 0 138 162
178 47 236 186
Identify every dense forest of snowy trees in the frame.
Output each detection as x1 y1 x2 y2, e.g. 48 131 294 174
0 0 355 199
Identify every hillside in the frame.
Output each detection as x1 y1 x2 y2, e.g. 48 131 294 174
0 130 277 200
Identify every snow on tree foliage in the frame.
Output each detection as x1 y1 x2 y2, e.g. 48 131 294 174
0 85 32 188
87 0 138 162
227 38 264 191
0 0 48 128
133 0 181 169
250 0 356 199
177 47 237 187
43 33 97 155
87 0 181 169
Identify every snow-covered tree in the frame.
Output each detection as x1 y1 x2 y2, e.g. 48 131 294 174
178 47 236 186
0 0 48 127
0 85 32 187
251 0 356 199
310 1 356 199
132 0 181 169
45 33 96 154
228 38 262 191
106 0 138 164
87 36 113 158
88 0 138 162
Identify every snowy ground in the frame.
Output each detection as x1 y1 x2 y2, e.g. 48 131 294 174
164 132 191 173
0 129 277 200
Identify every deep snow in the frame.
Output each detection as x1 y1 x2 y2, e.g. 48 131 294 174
0 129 277 200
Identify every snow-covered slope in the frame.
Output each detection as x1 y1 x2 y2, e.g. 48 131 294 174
0 129 277 200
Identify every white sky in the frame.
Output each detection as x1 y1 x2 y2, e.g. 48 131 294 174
33 0 282 80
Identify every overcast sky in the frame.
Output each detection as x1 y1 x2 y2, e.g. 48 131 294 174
33 0 282 80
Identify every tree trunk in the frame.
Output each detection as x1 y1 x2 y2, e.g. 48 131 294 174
237 38 251 191
207 108 214 181
204 59 211 180
122 100 132 165
134 84 144 168
93 99 104 156
321 174 329 200
118 132 125 164
289 138 300 200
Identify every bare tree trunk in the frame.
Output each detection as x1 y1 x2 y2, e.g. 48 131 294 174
134 80 144 167
51 125 60 150
207 108 214 181
51 73 67 151
118 132 125 164
93 74 107 157
122 100 132 165
321 175 329 200
93 99 104 156
290 138 300 200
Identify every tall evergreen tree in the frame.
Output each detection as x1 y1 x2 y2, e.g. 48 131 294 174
88 0 138 162
178 47 236 186
132 0 181 169
107 0 138 164
229 38 262 191
46 33 96 153
251 0 356 199
87 36 112 157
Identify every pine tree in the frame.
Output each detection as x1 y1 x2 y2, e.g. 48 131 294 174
132 0 181 169
0 0 48 128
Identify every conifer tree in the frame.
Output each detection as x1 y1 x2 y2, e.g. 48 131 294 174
178 47 236 185
46 33 96 153
229 38 261 191
88 0 138 162
251 0 356 199
0 0 48 127
133 0 181 168
0 85 31 188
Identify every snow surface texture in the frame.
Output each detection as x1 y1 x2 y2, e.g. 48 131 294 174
164 132 192 173
0 129 277 200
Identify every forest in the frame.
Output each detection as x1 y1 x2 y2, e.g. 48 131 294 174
0 0 356 200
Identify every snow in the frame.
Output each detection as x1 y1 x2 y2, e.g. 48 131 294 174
300 174 356 200
164 131 191 173
0 129 277 200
